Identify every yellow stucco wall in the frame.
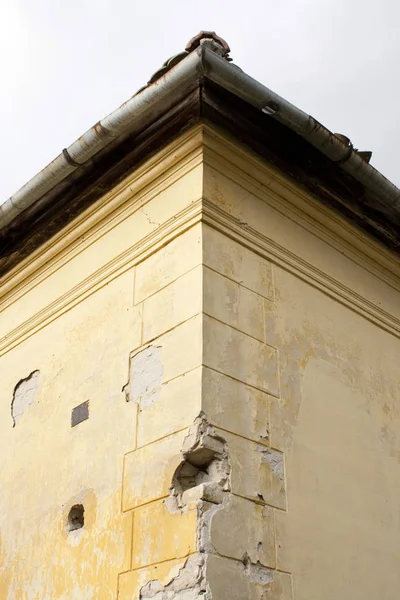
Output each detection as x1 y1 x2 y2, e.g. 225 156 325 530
1 124 399 599
0 129 204 599
202 126 400 599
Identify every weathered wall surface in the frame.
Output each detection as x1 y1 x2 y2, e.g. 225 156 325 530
0 271 139 599
0 128 204 599
272 272 400 599
202 126 400 600
1 123 400 599
118 222 289 600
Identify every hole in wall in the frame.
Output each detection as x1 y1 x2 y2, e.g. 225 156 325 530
173 461 210 493
167 414 231 511
67 504 85 532
172 448 227 496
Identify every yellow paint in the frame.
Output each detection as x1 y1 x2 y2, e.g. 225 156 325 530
131 501 197 570
0 129 203 599
1 124 399 598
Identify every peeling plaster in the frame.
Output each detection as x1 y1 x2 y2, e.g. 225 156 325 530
259 447 284 483
139 555 206 599
246 561 274 585
11 370 40 427
123 346 163 409
141 413 281 598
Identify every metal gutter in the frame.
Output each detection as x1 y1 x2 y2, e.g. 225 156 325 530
201 48 400 218
2 33 400 233
0 47 204 230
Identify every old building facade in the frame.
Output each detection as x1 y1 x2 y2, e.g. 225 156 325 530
1 32 399 599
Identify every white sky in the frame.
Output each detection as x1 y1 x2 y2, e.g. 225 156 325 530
1 0 399 201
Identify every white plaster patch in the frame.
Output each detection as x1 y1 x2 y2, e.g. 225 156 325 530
127 346 163 409
11 370 40 426
259 447 284 482
247 562 274 585
139 555 205 599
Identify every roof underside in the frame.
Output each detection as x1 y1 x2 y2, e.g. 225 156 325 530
1 33 399 276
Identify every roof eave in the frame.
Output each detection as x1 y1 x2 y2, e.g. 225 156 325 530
0 46 205 232
201 49 400 222
2 39 399 243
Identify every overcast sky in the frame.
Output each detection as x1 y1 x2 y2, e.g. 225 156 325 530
1 0 399 201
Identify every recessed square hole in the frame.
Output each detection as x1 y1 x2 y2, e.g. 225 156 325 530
71 401 89 427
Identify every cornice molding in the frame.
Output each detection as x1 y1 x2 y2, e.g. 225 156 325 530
202 125 400 291
202 199 400 339
0 125 205 312
0 201 203 357
1 124 400 356
1 196 400 357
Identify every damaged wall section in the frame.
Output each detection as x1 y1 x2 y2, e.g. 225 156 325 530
140 555 206 599
11 370 40 427
123 346 163 409
136 412 290 600
166 412 231 513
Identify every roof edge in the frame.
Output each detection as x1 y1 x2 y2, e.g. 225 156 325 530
0 46 205 232
201 49 400 220
2 34 399 238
